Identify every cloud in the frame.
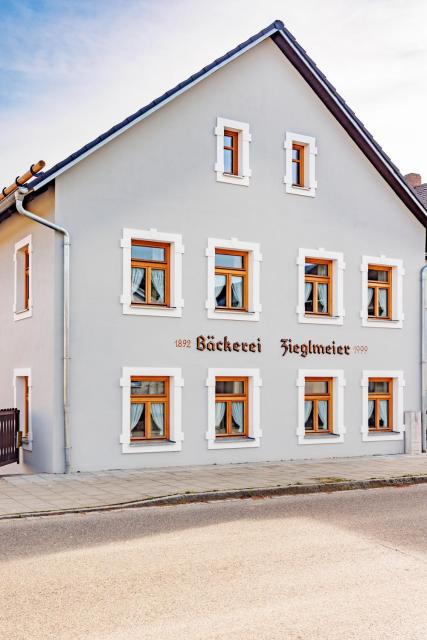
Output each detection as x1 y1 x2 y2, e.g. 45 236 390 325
0 0 426 187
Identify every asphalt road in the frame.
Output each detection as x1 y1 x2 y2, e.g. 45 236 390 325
1 485 427 640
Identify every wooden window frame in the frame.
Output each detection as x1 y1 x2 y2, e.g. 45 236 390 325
23 246 30 311
215 376 249 438
131 240 170 307
23 376 29 439
367 265 392 320
223 129 239 176
304 258 332 316
130 376 170 441
368 377 393 432
304 377 333 434
292 143 305 187
215 248 248 312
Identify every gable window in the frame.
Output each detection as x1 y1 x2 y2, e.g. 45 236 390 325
215 249 248 311
206 238 261 321
214 117 251 186
13 369 32 450
215 377 248 438
13 235 32 321
361 256 404 328
297 248 344 325
224 130 239 176
304 258 332 316
292 144 305 187
131 241 170 307
367 265 391 320
284 132 317 197
368 378 392 431
121 228 184 318
304 377 332 434
121 367 184 453
361 370 404 441
130 376 169 441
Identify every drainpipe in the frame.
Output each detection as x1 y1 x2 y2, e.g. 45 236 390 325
421 264 427 453
15 187 71 473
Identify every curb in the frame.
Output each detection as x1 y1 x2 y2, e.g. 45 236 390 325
1 473 427 521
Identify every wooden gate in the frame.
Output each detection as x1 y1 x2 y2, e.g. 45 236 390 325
0 409 20 467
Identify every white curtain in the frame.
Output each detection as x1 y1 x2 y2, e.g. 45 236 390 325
151 270 165 302
231 278 243 308
378 289 387 317
304 282 312 303
304 400 312 426
317 284 327 313
379 400 388 427
231 402 244 433
132 268 145 296
131 403 144 429
368 400 375 425
215 276 225 304
317 400 328 429
367 287 374 313
215 402 226 428
151 403 164 435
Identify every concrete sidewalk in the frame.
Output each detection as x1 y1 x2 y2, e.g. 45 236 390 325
1 454 427 519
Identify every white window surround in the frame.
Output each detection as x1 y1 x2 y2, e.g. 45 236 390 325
284 132 317 197
214 117 252 186
296 248 345 325
206 237 262 321
361 370 405 442
296 369 346 445
206 368 262 450
120 367 184 453
13 235 32 321
13 368 32 451
360 255 404 329
120 228 184 317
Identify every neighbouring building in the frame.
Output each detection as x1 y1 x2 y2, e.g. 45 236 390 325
0 20 426 473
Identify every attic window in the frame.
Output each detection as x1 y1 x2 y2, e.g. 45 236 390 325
284 133 317 197
214 117 251 187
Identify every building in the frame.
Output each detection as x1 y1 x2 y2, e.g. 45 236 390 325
0 20 426 473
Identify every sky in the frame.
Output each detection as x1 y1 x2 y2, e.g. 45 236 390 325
1 0 426 187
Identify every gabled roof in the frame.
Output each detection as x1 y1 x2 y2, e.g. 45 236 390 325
2 19 427 227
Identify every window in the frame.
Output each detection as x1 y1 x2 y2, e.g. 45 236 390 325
206 368 262 449
361 256 404 328
292 144 305 187
120 367 184 453
223 130 239 176
297 248 345 325
214 117 251 186
215 377 248 437
130 377 169 441
206 238 261 321
121 228 184 317
304 378 332 434
367 265 391 320
13 369 32 450
368 378 392 431
215 249 248 311
361 370 404 441
297 369 345 444
14 235 32 321
304 258 332 316
284 132 317 197
131 241 170 307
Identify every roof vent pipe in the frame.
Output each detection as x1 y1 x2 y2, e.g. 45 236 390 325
15 187 71 473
